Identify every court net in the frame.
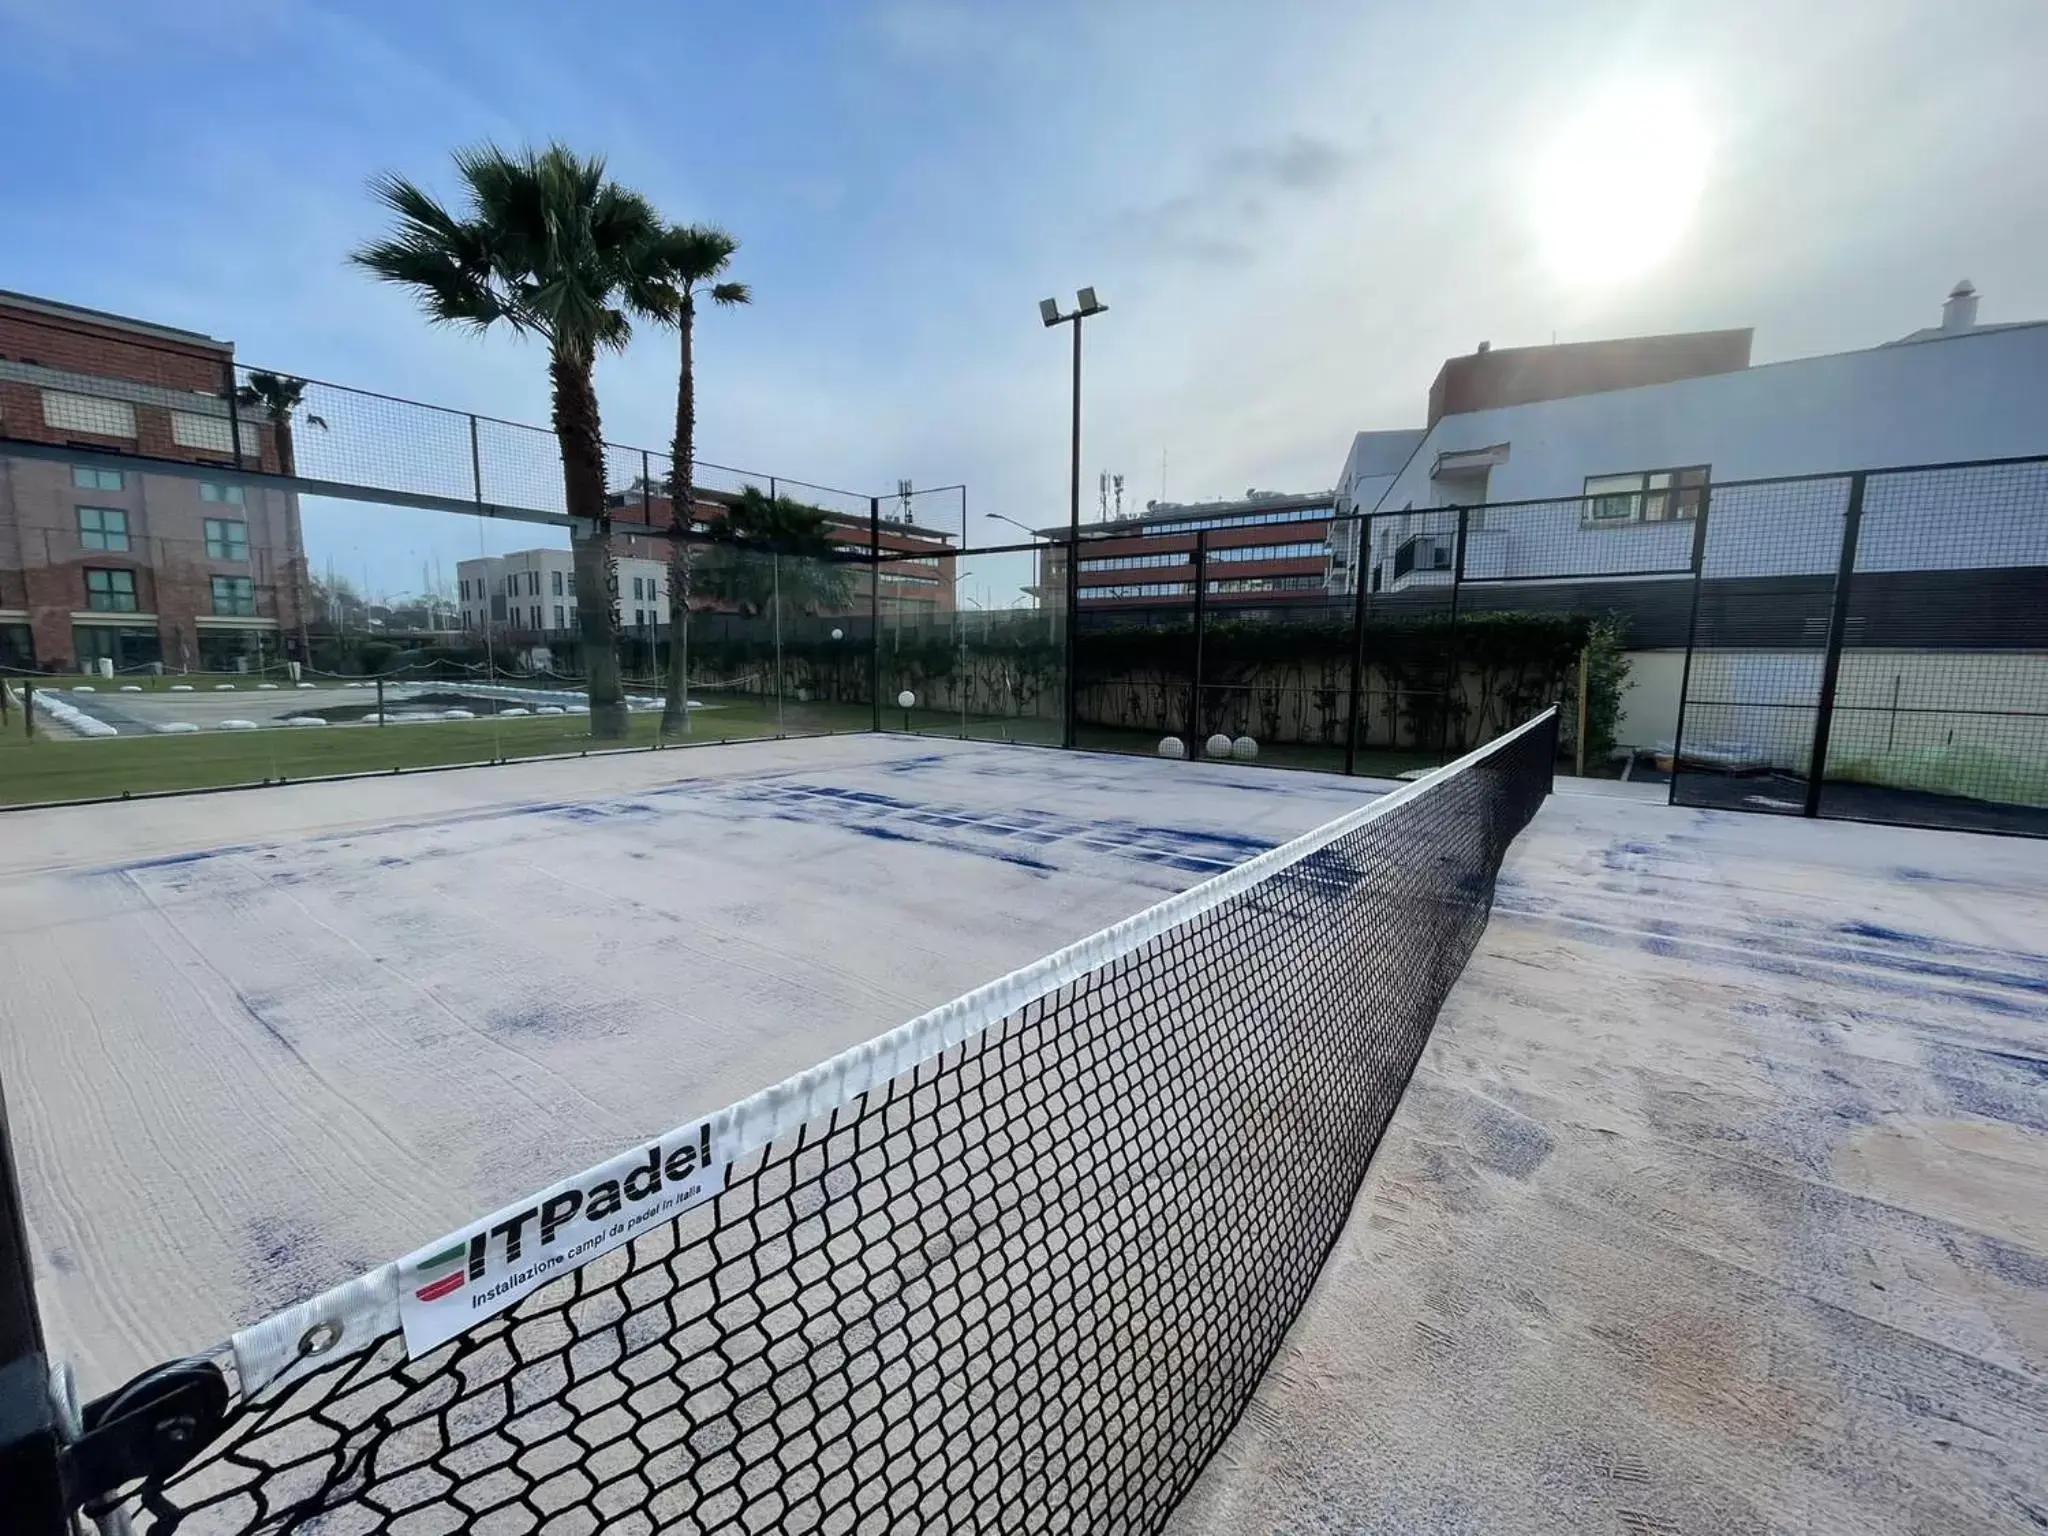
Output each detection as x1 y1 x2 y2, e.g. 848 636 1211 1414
101 709 1557 1535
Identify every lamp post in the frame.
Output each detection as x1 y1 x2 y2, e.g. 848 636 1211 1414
1040 288 1107 750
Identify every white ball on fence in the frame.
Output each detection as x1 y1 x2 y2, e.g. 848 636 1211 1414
831 628 844 641
214 684 237 691
1205 733 1232 759
442 709 476 720
71 685 95 693
1231 735 1259 760
284 716 327 727
119 685 143 693
154 721 200 734
897 690 916 709
217 719 259 731
168 684 194 692
1157 736 1186 759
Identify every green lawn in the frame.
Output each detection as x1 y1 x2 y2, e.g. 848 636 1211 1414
1 684 1456 808
0 697 873 807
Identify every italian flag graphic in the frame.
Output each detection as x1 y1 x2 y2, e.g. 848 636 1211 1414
413 1242 467 1303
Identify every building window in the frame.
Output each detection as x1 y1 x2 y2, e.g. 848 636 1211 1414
72 466 126 492
204 518 249 561
530 605 542 630
459 578 470 601
170 411 264 459
72 624 159 671
77 507 129 552
210 576 256 616
553 604 565 629
551 570 564 596
529 571 541 596
199 482 246 506
44 392 137 439
1582 467 1709 527
85 568 139 613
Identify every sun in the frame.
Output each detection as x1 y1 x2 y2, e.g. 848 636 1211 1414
1531 85 1710 284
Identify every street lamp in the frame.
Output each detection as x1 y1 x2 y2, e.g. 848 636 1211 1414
1041 287 1106 749
986 512 1048 542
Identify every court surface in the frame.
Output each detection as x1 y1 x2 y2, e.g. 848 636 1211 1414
1171 783 2048 1535
0 734 1381 1393
4 736 2044 1534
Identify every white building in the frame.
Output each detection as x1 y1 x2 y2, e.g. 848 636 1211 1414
1347 283 2047 591
1334 283 2048 760
456 548 671 636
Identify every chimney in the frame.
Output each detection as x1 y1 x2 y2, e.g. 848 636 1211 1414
1942 279 1979 333
1476 340 1491 354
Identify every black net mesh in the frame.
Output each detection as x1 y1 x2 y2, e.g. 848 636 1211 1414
112 713 1556 1536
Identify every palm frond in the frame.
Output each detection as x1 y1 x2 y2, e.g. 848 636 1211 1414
710 281 751 307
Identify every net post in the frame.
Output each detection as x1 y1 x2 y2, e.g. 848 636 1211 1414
1667 481 1713 805
1343 514 1371 776
869 496 882 734
1803 472 1867 818
0 1072 67 1535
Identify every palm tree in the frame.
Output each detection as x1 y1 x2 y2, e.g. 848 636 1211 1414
234 371 328 477
695 486 856 619
235 371 326 664
349 143 664 739
638 225 749 736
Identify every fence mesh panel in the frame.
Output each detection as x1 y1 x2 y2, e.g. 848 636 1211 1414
103 712 1555 1536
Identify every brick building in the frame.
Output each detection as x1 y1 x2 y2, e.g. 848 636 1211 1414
0 290 307 672
1033 490 1338 614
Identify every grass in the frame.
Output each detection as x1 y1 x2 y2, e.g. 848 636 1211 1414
0 696 874 807
1 684 1458 809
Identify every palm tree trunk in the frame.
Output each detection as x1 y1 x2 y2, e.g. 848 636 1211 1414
662 296 697 736
551 346 629 739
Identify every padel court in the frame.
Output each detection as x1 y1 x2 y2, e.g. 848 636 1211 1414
3 730 2044 1533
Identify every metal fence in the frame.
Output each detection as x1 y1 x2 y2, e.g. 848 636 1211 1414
1667 457 2048 836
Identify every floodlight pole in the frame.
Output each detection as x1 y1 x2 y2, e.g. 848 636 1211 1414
1042 290 1106 751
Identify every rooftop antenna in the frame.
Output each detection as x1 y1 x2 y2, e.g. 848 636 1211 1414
897 478 914 524
1098 471 1109 520
1113 473 1125 519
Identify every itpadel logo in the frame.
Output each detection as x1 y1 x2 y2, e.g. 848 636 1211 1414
397 1117 726 1356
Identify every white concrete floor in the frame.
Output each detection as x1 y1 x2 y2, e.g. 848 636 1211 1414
7 742 2043 1532
0 735 1383 1393
1170 783 2048 1535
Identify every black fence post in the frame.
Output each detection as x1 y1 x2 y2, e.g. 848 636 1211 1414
869 497 882 734
375 673 385 726
224 359 244 472
1062 530 1080 752
1343 515 1372 777
469 417 485 506
22 681 33 740
1803 472 1867 818
1441 507 1468 761
0 1075 67 1535
1666 483 1714 805
1188 531 1209 751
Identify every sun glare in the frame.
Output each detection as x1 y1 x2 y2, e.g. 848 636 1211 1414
1532 85 1710 284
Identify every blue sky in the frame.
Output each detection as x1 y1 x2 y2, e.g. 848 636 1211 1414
5 0 2046 601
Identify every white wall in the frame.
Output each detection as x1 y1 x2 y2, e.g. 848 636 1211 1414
1364 324 2048 586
